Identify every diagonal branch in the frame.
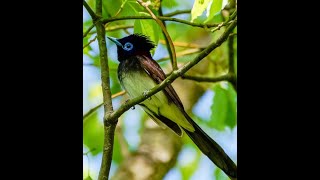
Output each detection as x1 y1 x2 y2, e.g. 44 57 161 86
83 24 95 38
181 74 235 83
137 0 177 70
158 3 176 71
109 18 237 121
83 0 97 20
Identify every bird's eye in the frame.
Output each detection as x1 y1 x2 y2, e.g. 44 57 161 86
123 42 133 51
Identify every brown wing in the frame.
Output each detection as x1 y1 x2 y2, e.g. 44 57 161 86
138 55 184 111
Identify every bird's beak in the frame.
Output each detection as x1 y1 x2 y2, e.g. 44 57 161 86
107 36 123 47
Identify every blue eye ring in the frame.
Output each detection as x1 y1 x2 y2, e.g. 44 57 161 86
123 42 133 51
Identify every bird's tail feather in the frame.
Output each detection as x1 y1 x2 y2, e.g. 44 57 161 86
182 113 237 179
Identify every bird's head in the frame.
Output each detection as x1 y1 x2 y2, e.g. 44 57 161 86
107 34 155 62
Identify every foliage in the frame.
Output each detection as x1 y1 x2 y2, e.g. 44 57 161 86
83 0 237 179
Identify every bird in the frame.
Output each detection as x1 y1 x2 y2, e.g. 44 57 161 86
107 34 237 179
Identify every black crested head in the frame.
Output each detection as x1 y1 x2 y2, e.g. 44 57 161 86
108 34 155 62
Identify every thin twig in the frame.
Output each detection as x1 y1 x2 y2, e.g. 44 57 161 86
106 25 133 31
157 48 201 63
83 24 95 38
137 0 177 70
83 90 126 121
164 9 191 17
158 4 175 72
159 40 204 49
83 148 97 155
181 74 235 83
83 36 97 49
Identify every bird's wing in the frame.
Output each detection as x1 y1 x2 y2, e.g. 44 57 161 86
138 55 184 111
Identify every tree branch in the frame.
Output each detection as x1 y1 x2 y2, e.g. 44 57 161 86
227 32 236 92
102 16 226 29
83 36 97 49
164 9 191 17
83 0 97 20
94 0 118 179
84 10 190 37
158 3 176 71
137 0 177 70
109 18 237 121
181 73 235 83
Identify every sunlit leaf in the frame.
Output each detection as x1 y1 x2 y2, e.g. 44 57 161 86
162 0 178 8
209 82 236 130
134 12 161 55
205 10 223 23
205 0 223 23
214 167 228 180
84 175 93 180
191 0 212 22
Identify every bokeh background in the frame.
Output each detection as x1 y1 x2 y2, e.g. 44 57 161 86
83 0 237 179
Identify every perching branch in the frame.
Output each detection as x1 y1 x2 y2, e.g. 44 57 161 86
109 18 237 121
137 0 177 70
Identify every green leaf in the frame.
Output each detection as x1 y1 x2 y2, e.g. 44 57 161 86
191 0 212 22
209 83 237 130
84 176 93 180
214 167 228 180
162 0 178 8
205 0 223 23
134 12 161 55
83 112 104 155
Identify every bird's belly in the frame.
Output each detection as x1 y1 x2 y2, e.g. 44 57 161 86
121 71 168 110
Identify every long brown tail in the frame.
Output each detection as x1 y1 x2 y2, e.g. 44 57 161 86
182 113 237 179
